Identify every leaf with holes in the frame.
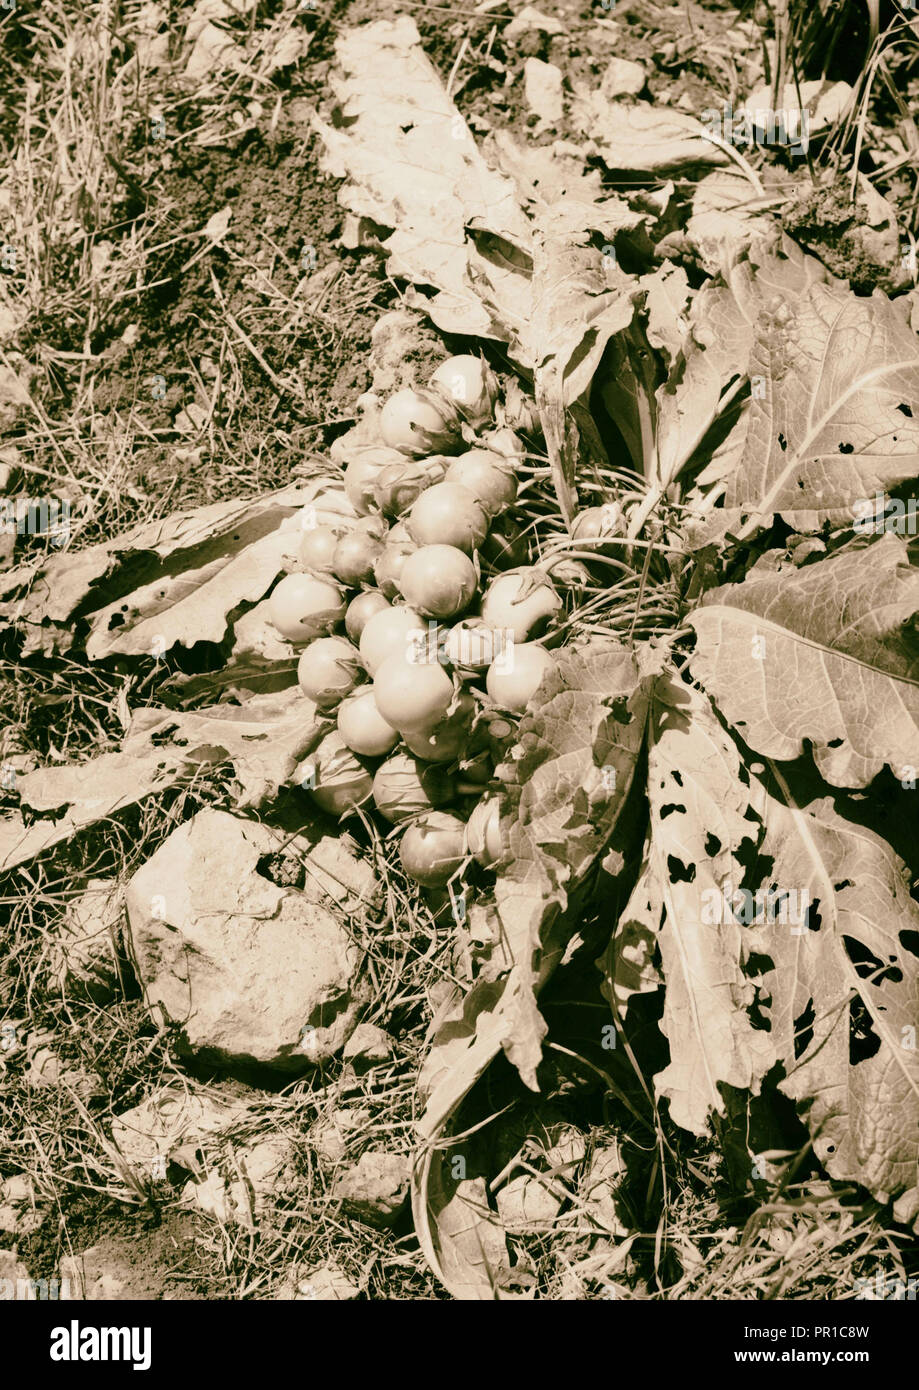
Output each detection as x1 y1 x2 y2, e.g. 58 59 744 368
601 676 919 1222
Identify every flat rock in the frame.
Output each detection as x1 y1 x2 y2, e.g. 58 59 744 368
125 810 376 1069
496 1173 565 1231
274 1263 361 1300
342 1022 393 1067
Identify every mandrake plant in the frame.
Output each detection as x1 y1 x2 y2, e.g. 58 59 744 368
0 9 917 1302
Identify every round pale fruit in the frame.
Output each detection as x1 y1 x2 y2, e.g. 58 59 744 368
371 754 455 823
486 642 555 712
572 503 624 544
373 654 454 734
373 537 416 601
445 450 517 516
480 514 529 569
268 573 346 642
408 482 489 553
332 530 383 587
465 795 504 868
480 568 561 642
359 605 424 676
402 691 475 762
428 355 498 427
297 636 363 709
296 732 372 817
399 811 467 887
345 590 390 643
398 545 477 619
299 523 344 575
337 690 399 758
343 455 386 515
373 455 447 517
444 619 505 673
380 388 460 456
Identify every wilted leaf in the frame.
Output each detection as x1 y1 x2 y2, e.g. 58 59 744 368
683 171 774 276
313 15 533 341
569 99 730 174
738 80 852 144
689 535 919 787
127 685 328 806
603 677 919 1221
413 644 651 1300
624 679 778 1132
757 790 919 1223
0 748 186 873
0 687 326 872
0 482 352 657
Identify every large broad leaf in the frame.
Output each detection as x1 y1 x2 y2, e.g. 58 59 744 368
312 18 647 523
758 790 919 1223
0 748 187 873
724 282 919 538
603 677 919 1223
412 643 652 1299
689 535 919 788
312 15 533 342
0 482 351 657
0 688 327 872
569 98 730 174
526 206 637 519
598 234 834 494
622 678 777 1133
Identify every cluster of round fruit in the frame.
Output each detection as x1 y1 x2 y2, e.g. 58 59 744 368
265 356 562 889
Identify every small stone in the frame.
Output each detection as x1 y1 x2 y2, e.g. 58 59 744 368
342 1023 393 1067
0 1249 34 1297
523 58 564 128
110 1085 251 1178
333 1150 409 1227
50 878 123 1002
506 5 565 41
601 57 647 98
310 1106 371 1165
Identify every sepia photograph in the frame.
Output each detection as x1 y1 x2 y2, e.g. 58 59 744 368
0 0 917 1362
